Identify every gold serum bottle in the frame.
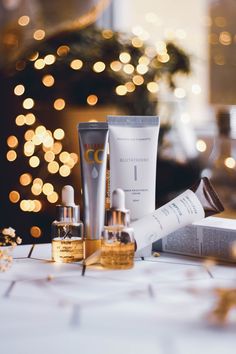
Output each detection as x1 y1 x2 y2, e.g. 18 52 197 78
101 188 135 269
52 185 84 263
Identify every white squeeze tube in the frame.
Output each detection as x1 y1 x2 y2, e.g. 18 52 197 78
131 177 224 251
108 116 160 256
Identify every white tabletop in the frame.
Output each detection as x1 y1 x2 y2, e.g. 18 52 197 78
1 244 236 354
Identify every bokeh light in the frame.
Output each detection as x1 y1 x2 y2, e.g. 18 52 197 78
9 191 20 203
54 98 65 110
87 95 98 106
7 135 18 148
70 59 83 70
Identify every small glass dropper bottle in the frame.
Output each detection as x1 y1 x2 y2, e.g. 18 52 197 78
51 185 84 263
101 188 135 269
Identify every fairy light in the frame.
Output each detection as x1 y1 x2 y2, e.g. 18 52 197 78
7 136 18 148
34 59 45 70
32 134 42 146
28 52 39 61
35 125 46 135
158 53 170 63
115 85 127 96
42 183 54 196
174 88 186 99
219 31 231 46
132 26 144 36
43 136 54 149
53 128 65 140
147 82 159 93
19 173 32 186
20 200 31 212
33 29 45 41
66 157 75 168
136 64 148 75
110 61 122 72
209 33 218 45
132 75 144 86
196 140 207 152
132 37 143 48
48 161 59 174
31 184 42 196
52 142 62 155
30 226 42 238
119 52 131 64
225 157 236 169
125 82 136 92
42 75 55 87
155 41 167 53
33 200 42 212
70 59 83 70
87 94 98 106
93 61 106 73
44 151 55 162
29 156 40 168
214 54 225 66
59 151 70 163
123 64 134 74
102 29 113 39
23 98 34 109
18 15 30 26
15 115 25 126
54 98 65 110
215 16 227 28
9 191 20 203
14 84 25 96
24 130 34 141
139 56 150 65
47 192 59 203
44 54 56 65
25 113 36 125
6 150 17 161
16 60 26 71
24 141 35 156
57 45 70 56
59 165 71 177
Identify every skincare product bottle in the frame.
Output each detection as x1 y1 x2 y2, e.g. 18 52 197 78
52 185 84 263
101 188 135 269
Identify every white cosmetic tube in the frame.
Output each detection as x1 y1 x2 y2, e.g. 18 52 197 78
108 116 160 221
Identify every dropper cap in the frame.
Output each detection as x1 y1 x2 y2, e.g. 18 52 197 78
105 188 130 227
56 185 80 222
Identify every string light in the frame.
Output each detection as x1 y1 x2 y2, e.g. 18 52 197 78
115 85 127 96
136 64 148 74
33 29 45 41
7 136 18 148
25 113 36 125
158 53 170 63
215 16 227 28
14 84 25 96
53 128 65 140
125 82 136 92
19 173 32 186
18 15 30 26
196 140 207 152
15 115 25 126
59 151 70 163
102 29 113 39
70 59 83 70
44 54 56 65
48 161 59 174
147 82 159 93
119 52 131 64
54 98 65 110
6 150 17 161
110 61 122 72
44 151 55 162
139 56 150 65
28 52 39 61
70 153 79 163
132 75 144 85
24 130 34 141
59 165 71 177
47 192 59 203
52 142 62 155
34 59 45 70
93 61 106 73
219 31 231 46
33 200 42 212
42 183 54 196
31 183 42 196
123 64 134 74
9 191 20 203
42 75 55 87
87 94 98 106
30 226 42 238
57 45 70 56
29 156 40 168
24 141 35 156
132 37 143 48
16 60 26 71
23 98 34 109
225 157 236 169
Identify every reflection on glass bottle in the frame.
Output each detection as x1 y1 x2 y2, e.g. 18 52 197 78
208 108 236 211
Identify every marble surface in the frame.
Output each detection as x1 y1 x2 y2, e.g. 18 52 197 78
1 244 236 354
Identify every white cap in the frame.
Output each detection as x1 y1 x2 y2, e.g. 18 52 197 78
62 185 75 206
111 188 126 211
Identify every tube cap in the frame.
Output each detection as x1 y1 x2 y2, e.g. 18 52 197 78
56 185 80 222
105 188 130 227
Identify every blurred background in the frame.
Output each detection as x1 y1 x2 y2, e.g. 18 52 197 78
1 0 236 243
